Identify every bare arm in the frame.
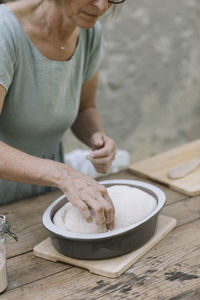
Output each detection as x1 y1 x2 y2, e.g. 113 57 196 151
71 72 116 173
0 85 67 187
71 72 104 147
0 84 114 228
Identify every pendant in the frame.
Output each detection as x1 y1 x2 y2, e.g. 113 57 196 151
60 46 65 51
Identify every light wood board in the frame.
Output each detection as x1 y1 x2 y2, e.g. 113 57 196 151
33 215 176 278
129 139 200 196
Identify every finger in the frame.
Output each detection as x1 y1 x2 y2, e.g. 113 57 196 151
69 195 92 223
82 196 106 225
94 165 110 174
98 185 115 227
87 148 107 159
88 145 116 160
89 156 114 172
78 189 106 225
91 156 113 167
89 149 115 162
82 185 114 226
87 184 115 214
96 196 114 226
91 132 105 150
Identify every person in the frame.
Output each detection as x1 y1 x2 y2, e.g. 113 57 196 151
0 0 126 229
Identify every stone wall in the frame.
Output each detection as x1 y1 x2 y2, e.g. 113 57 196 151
64 0 200 162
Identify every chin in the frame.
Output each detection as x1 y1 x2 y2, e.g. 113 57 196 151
78 20 98 29
72 14 99 29
80 23 97 29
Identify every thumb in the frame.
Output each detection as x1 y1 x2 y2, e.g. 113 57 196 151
91 132 105 150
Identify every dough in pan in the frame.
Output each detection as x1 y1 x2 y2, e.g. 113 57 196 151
53 185 157 234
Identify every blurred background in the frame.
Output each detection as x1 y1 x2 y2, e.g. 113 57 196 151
4 0 200 163
64 0 200 163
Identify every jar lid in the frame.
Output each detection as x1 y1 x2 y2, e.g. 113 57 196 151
0 214 18 241
0 215 6 231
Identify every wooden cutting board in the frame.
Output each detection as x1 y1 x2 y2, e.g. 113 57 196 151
129 139 200 196
33 215 176 278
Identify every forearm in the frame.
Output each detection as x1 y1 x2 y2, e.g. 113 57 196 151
0 141 114 226
71 107 105 148
0 141 68 188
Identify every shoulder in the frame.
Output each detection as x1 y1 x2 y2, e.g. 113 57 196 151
0 4 13 28
0 5 21 57
79 22 104 82
0 3 9 17
0 5 19 43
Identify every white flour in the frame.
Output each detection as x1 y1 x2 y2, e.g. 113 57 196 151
54 185 157 234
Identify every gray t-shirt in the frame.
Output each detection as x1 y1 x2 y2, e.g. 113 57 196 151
0 4 104 204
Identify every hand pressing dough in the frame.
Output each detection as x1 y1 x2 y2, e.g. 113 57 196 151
53 185 157 234
54 202 107 234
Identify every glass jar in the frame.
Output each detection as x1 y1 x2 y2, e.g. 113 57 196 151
0 215 18 294
0 215 8 293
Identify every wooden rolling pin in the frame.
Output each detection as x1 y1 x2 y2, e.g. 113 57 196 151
167 156 200 179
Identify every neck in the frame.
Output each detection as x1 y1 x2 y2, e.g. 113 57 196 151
9 0 78 43
5 0 80 57
40 0 78 43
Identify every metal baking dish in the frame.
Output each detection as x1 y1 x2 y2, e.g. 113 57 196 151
42 179 166 259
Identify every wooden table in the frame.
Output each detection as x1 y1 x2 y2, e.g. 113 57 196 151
0 170 200 300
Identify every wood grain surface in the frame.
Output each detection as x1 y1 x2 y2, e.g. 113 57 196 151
129 139 200 195
1 170 200 300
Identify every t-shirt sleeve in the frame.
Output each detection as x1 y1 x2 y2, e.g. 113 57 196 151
0 21 17 91
83 21 104 82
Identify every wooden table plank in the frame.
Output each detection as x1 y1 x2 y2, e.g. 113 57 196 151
162 195 200 227
1 190 62 258
165 288 200 300
60 219 200 300
0 170 199 300
95 219 200 300
7 253 72 291
2 268 88 300
3 219 200 300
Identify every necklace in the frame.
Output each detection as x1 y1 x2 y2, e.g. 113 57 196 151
42 4 66 51
48 31 66 51
41 4 79 53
